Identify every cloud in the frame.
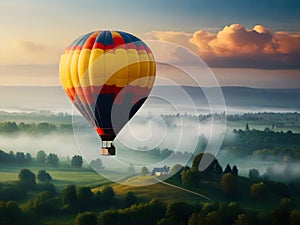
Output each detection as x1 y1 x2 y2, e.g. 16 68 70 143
15 40 46 52
147 24 300 69
9 40 61 64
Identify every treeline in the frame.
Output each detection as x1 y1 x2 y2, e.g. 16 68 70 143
0 121 72 134
227 112 300 123
0 111 72 124
254 146 300 160
223 129 300 157
0 149 84 168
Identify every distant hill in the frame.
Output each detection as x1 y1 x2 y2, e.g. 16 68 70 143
0 86 299 114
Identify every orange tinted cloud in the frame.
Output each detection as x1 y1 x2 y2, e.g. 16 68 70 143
147 24 300 69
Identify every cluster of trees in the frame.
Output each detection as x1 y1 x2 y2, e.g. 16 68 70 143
0 168 55 202
0 149 85 168
73 199 300 225
170 153 299 206
0 111 72 124
253 146 300 160
227 112 300 123
223 129 300 157
36 150 59 166
178 153 238 188
0 121 72 134
0 167 141 225
0 150 32 164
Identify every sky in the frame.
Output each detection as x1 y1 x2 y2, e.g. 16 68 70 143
0 0 299 88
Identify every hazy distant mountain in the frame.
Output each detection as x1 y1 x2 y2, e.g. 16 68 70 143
0 86 299 114
185 86 300 110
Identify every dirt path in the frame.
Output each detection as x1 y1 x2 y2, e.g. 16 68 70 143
154 177 213 201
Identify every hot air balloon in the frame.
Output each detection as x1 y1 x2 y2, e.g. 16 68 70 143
59 30 156 156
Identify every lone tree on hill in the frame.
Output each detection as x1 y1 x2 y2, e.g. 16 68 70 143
224 164 232 174
232 165 238 176
141 166 149 175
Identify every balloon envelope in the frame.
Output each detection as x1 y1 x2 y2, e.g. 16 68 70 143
59 30 156 142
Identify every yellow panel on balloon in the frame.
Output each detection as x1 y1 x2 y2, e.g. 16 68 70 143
78 49 91 88
138 51 150 87
70 50 80 88
59 54 68 90
65 51 75 89
127 49 140 86
104 51 117 85
89 49 105 86
115 48 129 87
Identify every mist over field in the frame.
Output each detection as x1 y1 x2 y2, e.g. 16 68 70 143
0 86 299 181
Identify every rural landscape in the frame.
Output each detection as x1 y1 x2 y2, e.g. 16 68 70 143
1 105 300 225
1 0 300 224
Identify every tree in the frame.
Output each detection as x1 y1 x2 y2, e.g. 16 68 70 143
166 201 194 225
125 191 137 207
188 212 205 225
102 186 115 207
232 165 238 176
250 182 268 202
74 212 97 225
221 173 237 197
248 169 260 180
0 201 22 225
46 153 59 166
71 155 83 168
18 169 36 189
15 152 26 163
290 209 300 225
245 122 249 131
205 211 221 225
223 164 232 174
25 153 32 163
214 161 223 176
61 185 78 207
280 198 294 211
233 213 254 225
192 153 215 172
181 167 199 187
36 150 46 163
37 170 52 182
171 164 183 175
90 158 104 170
77 187 93 210
141 166 149 175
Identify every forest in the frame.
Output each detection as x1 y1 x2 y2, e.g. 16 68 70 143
0 152 300 225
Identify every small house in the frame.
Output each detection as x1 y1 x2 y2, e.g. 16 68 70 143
151 165 170 176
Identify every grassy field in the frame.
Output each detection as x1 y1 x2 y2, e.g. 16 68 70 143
93 175 213 204
0 165 112 191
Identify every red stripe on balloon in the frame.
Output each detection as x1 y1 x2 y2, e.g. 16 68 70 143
93 42 104 50
95 127 105 135
83 32 99 50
